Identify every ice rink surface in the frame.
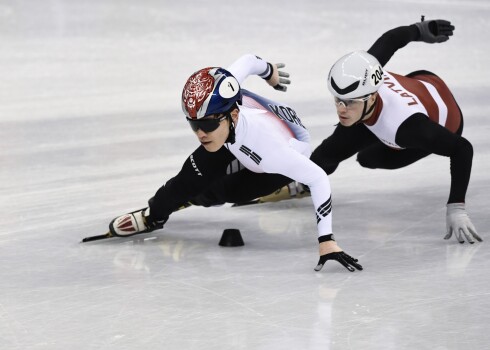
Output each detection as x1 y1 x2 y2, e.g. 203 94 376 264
1 0 490 349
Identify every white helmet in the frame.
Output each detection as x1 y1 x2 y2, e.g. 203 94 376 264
327 50 383 99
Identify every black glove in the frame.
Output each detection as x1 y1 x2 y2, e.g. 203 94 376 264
314 251 363 272
415 18 454 43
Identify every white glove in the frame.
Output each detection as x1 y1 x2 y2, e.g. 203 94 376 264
265 63 291 91
445 203 482 244
109 207 166 237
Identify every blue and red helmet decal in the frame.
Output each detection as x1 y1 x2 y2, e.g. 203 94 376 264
182 67 241 120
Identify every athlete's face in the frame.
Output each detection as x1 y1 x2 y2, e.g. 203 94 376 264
334 94 376 127
191 109 239 152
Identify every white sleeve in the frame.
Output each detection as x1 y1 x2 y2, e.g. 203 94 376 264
260 142 333 238
227 54 270 85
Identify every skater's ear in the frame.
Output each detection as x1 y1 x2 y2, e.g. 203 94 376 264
230 108 239 124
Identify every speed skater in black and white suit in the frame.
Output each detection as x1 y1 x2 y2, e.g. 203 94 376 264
108 54 362 273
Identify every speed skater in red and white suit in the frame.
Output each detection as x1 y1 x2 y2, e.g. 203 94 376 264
311 18 482 244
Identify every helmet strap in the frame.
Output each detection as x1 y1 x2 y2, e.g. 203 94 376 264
225 101 242 145
225 115 236 144
224 104 238 144
355 96 377 125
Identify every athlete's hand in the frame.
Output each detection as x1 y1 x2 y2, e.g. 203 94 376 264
265 63 291 92
415 18 454 43
314 240 363 272
445 203 482 244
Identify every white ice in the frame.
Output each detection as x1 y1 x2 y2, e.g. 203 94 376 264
1 1 490 349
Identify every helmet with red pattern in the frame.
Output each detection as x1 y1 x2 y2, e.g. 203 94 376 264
182 67 242 120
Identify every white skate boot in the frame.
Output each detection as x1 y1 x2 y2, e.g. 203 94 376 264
109 207 164 237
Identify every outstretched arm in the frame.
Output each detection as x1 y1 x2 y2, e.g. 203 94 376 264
367 25 419 66
259 139 362 272
396 114 482 244
396 114 471 204
227 54 290 91
367 18 455 66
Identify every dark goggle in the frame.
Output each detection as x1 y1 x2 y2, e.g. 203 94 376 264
187 115 227 133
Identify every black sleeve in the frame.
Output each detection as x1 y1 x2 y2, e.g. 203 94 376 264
148 145 236 221
367 25 420 66
395 114 473 203
311 123 379 174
